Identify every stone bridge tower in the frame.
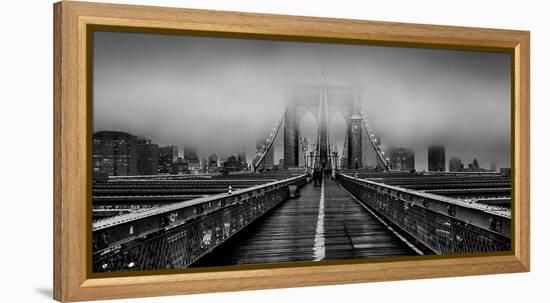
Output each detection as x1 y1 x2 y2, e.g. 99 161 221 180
283 86 362 169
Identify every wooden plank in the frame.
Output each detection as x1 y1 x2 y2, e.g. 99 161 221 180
323 180 415 259
194 181 321 265
196 178 415 267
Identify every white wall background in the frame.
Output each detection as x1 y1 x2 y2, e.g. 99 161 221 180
0 0 547 302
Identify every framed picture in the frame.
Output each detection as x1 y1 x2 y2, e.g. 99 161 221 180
53 1 530 301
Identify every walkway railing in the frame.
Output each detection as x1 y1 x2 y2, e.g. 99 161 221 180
93 174 308 272
337 173 511 255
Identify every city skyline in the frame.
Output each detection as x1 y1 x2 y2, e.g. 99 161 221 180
93 31 511 171
92 128 500 175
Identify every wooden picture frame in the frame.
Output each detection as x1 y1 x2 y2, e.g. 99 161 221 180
53 1 530 301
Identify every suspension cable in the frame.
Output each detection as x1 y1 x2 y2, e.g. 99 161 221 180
253 103 287 172
359 111 390 171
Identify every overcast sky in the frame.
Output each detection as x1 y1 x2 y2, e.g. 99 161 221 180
93 31 511 171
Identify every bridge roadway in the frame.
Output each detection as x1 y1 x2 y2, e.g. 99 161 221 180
194 176 418 266
345 171 511 207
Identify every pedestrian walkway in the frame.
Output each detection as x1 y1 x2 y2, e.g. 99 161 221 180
194 177 418 266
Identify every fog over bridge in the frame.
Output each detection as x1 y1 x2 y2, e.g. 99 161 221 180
92 86 511 273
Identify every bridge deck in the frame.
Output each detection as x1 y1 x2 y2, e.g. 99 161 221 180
195 177 418 266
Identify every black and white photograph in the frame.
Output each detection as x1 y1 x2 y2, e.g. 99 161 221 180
91 30 512 273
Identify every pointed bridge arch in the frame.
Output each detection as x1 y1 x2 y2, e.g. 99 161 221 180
283 86 362 169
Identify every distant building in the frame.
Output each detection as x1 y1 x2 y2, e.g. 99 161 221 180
222 155 239 172
389 147 415 171
137 139 159 175
472 158 480 170
183 146 198 161
500 167 511 176
92 170 108 182
465 157 487 172
449 157 464 172
158 145 178 174
184 147 200 172
170 157 189 175
188 161 200 172
208 154 218 173
237 149 248 171
93 131 138 176
490 161 497 171
199 157 208 173
428 145 445 172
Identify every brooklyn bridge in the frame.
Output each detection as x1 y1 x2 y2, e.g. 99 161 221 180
92 87 511 272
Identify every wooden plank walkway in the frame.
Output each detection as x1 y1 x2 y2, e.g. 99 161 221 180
193 177 418 267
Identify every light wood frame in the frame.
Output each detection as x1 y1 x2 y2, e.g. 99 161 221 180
53 1 530 301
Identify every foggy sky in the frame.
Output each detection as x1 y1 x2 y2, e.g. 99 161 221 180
93 31 511 171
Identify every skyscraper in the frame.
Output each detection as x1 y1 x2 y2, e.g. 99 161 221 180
199 157 208 173
237 148 248 170
465 158 484 172
92 131 138 176
170 157 189 175
223 155 239 172
158 145 178 174
183 146 198 161
137 138 159 175
428 145 446 172
389 147 415 171
184 146 200 171
208 154 218 173
449 157 464 172
472 158 480 170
